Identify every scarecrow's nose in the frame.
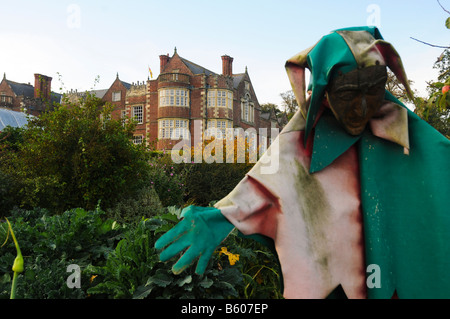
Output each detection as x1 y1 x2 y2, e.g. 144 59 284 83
361 95 367 117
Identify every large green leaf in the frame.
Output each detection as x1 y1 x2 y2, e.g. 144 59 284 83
176 275 192 287
145 269 172 287
132 285 153 299
198 277 214 289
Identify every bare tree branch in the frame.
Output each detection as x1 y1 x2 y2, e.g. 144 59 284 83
437 0 450 15
410 37 450 49
411 1 450 48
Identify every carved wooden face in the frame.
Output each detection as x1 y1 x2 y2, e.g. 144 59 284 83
326 65 387 135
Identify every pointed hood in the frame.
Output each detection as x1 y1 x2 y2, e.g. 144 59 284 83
285 26 413 143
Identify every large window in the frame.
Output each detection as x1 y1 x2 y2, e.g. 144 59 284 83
207 90 233 109
159 88 189 107
241 94 254 123
206 119 233 139
158 118 189 139
0 93 12 104
132 105 143 124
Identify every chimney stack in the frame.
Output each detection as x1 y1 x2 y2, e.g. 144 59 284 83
221 55 233 77
160 54 170 73
34 74 52 100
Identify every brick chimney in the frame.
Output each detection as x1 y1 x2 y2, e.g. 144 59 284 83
159 54 170 73
34 74 52 100
221 55 233 77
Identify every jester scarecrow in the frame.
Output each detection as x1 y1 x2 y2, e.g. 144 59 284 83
155 26 450 299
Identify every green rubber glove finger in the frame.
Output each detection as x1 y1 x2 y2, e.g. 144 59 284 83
172 245 202 274
154 218 190 251
195 247 216 275
154 205 234 275
159 238 191 262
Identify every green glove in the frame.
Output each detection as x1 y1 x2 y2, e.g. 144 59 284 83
155 205 235 275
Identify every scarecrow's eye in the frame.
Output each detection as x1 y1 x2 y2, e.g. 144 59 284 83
367 82 385 96
335 89 359 101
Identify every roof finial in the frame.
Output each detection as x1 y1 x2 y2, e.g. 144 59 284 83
174 46 177 54
116 72 119 79
3 72 5 80
245 66 248 73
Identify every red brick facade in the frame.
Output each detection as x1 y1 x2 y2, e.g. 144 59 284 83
67 50 284 151
0 73 61 116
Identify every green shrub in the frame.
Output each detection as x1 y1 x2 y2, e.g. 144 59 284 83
147 154 190 207
0 207 122 299
0 93 152 214
0 169 16 215
86 207 282 299
85 218 161 298
222 233 283 299
107 186 165 224
1 205 282 299
183 162 253 206
86 208 246 299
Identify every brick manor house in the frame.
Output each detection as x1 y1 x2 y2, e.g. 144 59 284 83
1 50 286 151
67 49 286 151
0 73 62 116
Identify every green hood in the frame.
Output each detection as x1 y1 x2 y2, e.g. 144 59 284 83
285 26 413 144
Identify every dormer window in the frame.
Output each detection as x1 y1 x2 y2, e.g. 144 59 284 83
112 91 121 102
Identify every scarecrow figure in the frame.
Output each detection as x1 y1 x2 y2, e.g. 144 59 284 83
155 26 450 299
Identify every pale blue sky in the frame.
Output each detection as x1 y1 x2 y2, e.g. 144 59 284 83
1 0 449 106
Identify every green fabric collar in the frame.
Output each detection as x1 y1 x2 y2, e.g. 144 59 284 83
309 92 410 173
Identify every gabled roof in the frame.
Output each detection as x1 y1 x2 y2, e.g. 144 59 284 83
120 80 131 90
6 80 35 97
90 89 108 99
179 57 217 76
111 73 131 90
260 106 279 121
3 78 62 104
232 73 246 89
0 107 31 130
260 111 272 120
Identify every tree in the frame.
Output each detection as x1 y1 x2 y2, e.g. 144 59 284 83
413 49 450 138
0 93 152 213
410 1 450 50
0 126 26 214
280 90 298 118
260 103 281 115
409 6 450 138
386 69 416 104
433 49 450 85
